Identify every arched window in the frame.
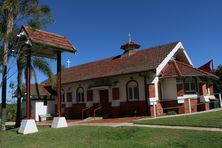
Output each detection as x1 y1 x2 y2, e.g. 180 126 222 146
184 77 196 93
126 80 139 101
76 87 84 103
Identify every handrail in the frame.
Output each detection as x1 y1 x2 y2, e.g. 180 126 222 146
94 106 102 119
82 107 90 120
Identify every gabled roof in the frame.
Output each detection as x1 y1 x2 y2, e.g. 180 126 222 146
22 25 76 53
160 60 218 79
30 84 50 96
43 41 180 85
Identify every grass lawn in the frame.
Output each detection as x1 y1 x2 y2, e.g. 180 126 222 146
1 126 222 148
134 110 222 128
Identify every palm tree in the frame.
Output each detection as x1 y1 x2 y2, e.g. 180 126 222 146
0 0 52 131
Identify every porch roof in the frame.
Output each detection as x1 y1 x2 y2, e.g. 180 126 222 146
21 25 76 58
159 60 218 79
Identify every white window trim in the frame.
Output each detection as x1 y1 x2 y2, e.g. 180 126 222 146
77 88 84 103
127 82 139 101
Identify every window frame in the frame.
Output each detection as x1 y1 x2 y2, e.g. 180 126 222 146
76 87 85 103
126 80 139 101
184 77 196 94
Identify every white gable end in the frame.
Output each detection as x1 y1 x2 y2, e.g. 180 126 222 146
156 42 193 75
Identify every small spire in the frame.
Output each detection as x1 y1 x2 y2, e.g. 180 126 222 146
128 32 131 43
66 58 71 68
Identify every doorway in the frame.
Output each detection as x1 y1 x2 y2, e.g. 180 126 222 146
99 90 110 115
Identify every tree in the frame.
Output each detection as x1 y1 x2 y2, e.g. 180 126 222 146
214 65 222 93
0 0 52 131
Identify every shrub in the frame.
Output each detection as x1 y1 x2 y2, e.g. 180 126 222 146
166 111 177 115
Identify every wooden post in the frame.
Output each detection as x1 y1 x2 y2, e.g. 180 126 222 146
57 51 62 117
153 101 156 118
26 49 31 119
188 98 191 113
219 93 222 108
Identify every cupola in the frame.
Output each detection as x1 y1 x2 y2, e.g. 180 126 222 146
120 33 140 57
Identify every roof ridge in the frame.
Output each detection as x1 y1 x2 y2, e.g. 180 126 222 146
67 41 180 70
175 60 210 74
23 25 66 38
138 41 180 53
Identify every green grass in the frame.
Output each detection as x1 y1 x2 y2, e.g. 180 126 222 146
1 126 222 148
134 110 222 128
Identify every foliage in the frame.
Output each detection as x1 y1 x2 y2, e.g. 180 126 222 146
0 0 53 130
215 65 222 79
214 65 222 92
0 104 16 122
134 110 222 128
166 111 177 115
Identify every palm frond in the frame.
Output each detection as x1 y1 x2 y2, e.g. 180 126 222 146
31 65 40 99
32 57 55 87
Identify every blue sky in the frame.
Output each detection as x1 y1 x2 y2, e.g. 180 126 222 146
2 0 222 102
42 0 221 71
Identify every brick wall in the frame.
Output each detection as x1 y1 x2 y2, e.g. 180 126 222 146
120 101 147 117
149 102 164 117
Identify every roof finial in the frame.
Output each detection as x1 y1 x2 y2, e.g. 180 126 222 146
66 58 71 68
128 32 131 43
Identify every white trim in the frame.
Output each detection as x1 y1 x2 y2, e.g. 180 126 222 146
111 100 120 107
156 42 181 75
156 42 193 75
177 94 198 103
149 97 158 105
181 48 193 66
200 95 216 102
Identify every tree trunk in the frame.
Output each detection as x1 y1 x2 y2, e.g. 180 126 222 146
1 9 14 131
15 63 22 128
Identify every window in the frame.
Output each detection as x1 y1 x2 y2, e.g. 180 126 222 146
66 92 72 102
127 80 139 100
76 87 84 103
184 78 196 93
62 94 65 102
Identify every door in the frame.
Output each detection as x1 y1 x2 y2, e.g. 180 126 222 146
99 90 110 114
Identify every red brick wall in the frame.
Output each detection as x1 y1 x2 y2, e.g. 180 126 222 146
65 103 86 119
201 83 207 95
209 84 214 95
149 102 164 117
111 106 120 117
120 101 147 117
184 98 198 113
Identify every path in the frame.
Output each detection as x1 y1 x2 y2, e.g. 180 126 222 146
76 122 222 132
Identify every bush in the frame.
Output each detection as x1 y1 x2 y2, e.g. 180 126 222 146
166 111 177 115
0 104 16 122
